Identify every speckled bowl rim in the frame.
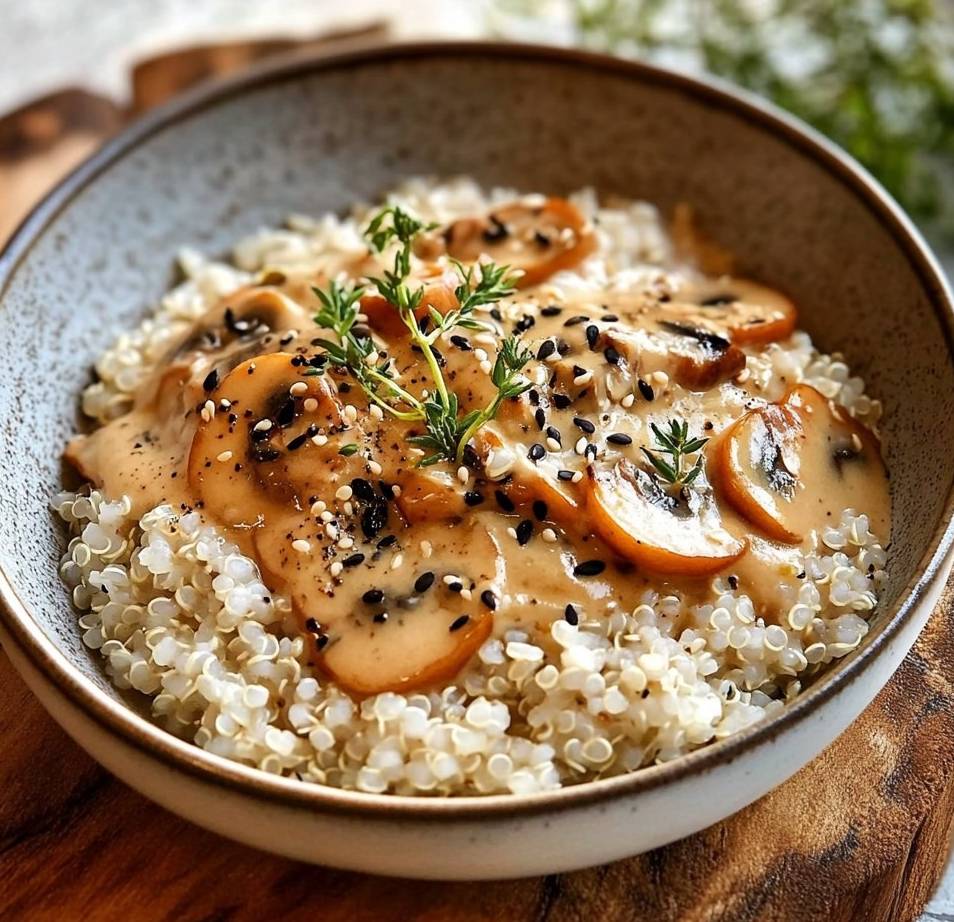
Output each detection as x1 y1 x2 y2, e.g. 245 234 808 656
1 41 954 821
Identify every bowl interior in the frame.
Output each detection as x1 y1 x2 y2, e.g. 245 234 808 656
1 46 952 708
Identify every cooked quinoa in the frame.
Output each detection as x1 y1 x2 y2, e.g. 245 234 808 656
55 178 889 796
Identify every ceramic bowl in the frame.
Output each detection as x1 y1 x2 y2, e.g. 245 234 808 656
1 42 953 880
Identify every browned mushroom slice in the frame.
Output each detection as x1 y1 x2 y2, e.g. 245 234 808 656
359 279 459 339
713 384 889 543
173 286 307 356
257 518 501 696
188 352 348 526
395 467 470 523
418 197 596 288
671 277 797 345
604 325 746 391
586 460 744 575
473 427 582 528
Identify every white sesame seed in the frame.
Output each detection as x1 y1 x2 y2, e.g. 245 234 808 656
621 393 635 408
734 367 752 384
546 437 561 452
310 500 327 515
571 471 584 484
474 333 497 347
507 527 517 540
460 589 473 601
457 466 470 485
420 539 433 558
325 522 339 540
370 404 384 421
303 398 318 413
651 371 669 388
391 484 402 497
443 574 461 585
573 370 594 386
344 501 354 516
330 561 343 577
480 360 493 374
338 536 354 550
311 434 328 447
292 539 311 554
390 553 404 571
290 381 308 395
335 485 353 502
344 405 359 423
541 528 558 543
200 407 211 423
575 436 588 455
253 419 272 432
851 433 862 452
474 348 488 362
216 450 233 463
320 510 334 523
219 399 231 410
368 459 383 476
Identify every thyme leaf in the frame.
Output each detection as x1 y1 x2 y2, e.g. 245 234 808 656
641 418 709 488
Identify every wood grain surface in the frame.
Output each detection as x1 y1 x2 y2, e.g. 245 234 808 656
1 29 953 922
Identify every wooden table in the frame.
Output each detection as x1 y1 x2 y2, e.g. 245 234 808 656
2 31 954 922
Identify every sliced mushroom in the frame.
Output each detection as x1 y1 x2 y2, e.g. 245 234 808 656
257 519 501 696
474 426 582 528
713 383 889 543
188 352 347 526
395 467 470 523
360 277 459 339
417 197 596 288
586 460 744 575
603 324 746 392
671 277 797 345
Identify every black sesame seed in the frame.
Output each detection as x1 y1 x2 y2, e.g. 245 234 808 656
607 433 633 445
449 614 471 632
545 425 562 446
552 393 572 409
450 334 472 351
564 604 580 625
448 581 464 593
362 588 384 604
202 368 219 392
464 491 485 507
585 324 599 349
276 398 296 428
573 416 595 434
483 215 509 242
528 443 546 461
603 346 621 366
704 420 714 431
557 469 576 481
377 534 397 549
638 378 656 401
536 339 556 361
563 315 588 327
480 590 498 610
342 553 365 568
316 634 330 651
534 407 546 430
728 575 739 590
533 229 551 247
305 617 319 633
351 478 376 501
373 612 389 623
573 559 606 577
516 519 534 545
495 490 516 513
532 500 548 521
528 389 540 406
541 305 563 317
414 571 436 593
490 307 503 322
584 442 598 460
601 313 619 322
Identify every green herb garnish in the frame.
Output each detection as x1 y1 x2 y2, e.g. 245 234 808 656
641 419 709 488
338 443 359 457
311 204 527 466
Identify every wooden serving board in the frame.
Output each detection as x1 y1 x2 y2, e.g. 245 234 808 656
1 31 952 922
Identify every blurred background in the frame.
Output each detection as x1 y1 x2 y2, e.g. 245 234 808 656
1 0 953 916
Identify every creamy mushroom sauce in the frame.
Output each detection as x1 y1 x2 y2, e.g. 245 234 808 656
66 196 890 699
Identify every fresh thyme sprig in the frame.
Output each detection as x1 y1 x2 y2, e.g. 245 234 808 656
641 419 709 488
311 205 527 466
